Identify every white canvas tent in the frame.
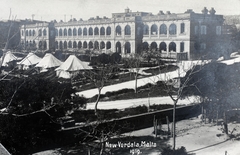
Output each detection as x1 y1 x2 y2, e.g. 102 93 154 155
17 52 41 70
35 53 62 72
55 55 92 79
1 51 21 67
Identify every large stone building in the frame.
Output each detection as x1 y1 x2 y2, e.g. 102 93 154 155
20 7 224 60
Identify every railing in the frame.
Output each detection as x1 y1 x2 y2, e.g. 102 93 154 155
161 52 188 60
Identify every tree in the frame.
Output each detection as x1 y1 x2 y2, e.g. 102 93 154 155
157 60 205 150
85 60 119 116
123 54 142 93
0 76 87 154
182 62 240 134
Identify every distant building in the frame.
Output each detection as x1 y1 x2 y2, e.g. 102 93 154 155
20 7 224 60
0 19 44 50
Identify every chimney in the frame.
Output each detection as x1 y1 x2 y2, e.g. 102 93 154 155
209 8 216 15
125 7 130 13
166 11 171 15
158 10 164 15
202 7 208 14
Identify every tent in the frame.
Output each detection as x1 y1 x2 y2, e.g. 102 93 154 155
35 53 62 72
17 52 41 70
1 51 21 67
55 55 92 79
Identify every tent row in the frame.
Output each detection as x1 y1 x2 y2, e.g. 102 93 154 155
0 51 92 79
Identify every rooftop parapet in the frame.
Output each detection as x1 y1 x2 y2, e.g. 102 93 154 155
55 18 113 26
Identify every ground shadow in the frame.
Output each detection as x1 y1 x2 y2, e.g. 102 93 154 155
187 140 228 153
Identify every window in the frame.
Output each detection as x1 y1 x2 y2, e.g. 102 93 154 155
106 26 111 35
201 25 207 35
38 29 42 36
143 25 149 35
160 24 167 35
64 29 67 36
43 29 47 36
194 26 198 35
180 23 185 33
169 24 177 35
216 26 221 35
180 42 184 52
200 43 206 50
125 25 131 35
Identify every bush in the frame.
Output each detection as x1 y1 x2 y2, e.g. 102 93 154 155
161 146 190 155
105 88 135 97
0 77 87 154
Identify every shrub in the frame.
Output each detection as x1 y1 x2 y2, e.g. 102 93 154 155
161 146 190 155
105 88 135 97
0 77 87 154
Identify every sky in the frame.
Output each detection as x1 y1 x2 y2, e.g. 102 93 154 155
1 0 240 22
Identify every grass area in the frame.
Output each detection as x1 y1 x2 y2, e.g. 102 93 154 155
74 64 178 92
71 104 174 123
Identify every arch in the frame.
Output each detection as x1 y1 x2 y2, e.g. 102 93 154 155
106 26 111 35
59 41 63 49
83 41 87 48
68 41 72 48
116 25 121 36
73 41 77 48
125 25 131 35
29 30 32 36
26 30 28 36
150 42 158 51
151 24 158 35
59 29 63 36
38 41 42 49
32 30 35 36
78 28 82 36
68 28 72 36
125 42 131 54
100 41 105 49
83 27 87 36
100 27 105 35
169 42 176 52
55 41 59 49
169 24 177 35
143 25 149 35
38 29 42 36
73 28 77 36
88 27 93 36
89 41 93 49
64 41 67 49
43 41 47 50
43 29 47 36
94 27 99 35
142 42 149 51
78 41 82 49
159 42 167 52
116 42 121 53
160 24 167 35
106 41 111 49
55 29 58 36
94 41 99 49
33 40 36 47
64 28 67 36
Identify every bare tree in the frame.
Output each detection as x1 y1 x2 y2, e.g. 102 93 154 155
156 60 205 150
124 54 142 93
84 63 118 116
